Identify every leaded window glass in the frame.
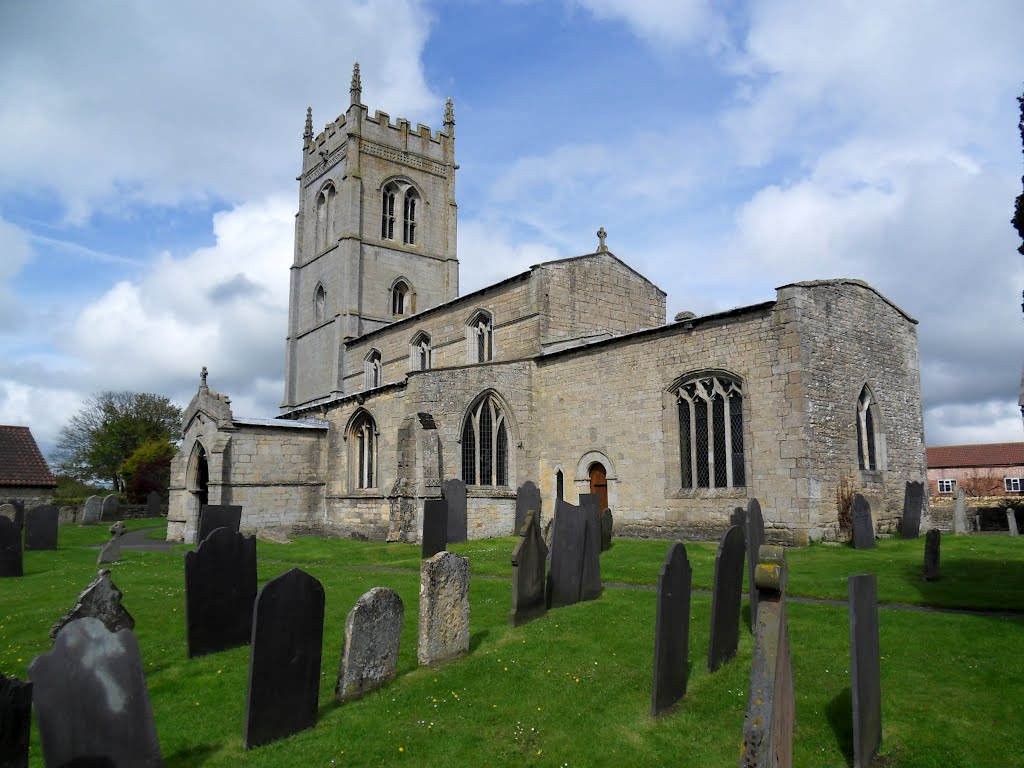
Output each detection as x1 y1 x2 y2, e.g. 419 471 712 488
462 394 508 487
677 375 745 489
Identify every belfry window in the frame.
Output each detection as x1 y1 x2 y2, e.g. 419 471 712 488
462 394 509 487
381 181 420 244
350 411 377 490
365 349 383 389
677 375 745 489
381 184 397 240
314 284 326 324
403 189 418 244
315 184 335 252
857 385 881 471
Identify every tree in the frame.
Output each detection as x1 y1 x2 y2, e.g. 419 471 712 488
51 391 182 491
120 438 177 502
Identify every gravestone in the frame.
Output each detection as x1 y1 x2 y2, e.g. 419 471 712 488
745 498 765 631
0 503 16 525
578 494 603 601
336 587 404 702
442 478 468 544
651 543 692 715
901 481 924 539
100 493 118 521
80 495 102 525
51 569 135 641
849 573 882 768
600 507 613 551
953 487 968 534
146 490 161 517
24 504 58 550
515 480 542 534
740 545 794 768
29 617 163 767
58 506 75 526
0 517 23 578
923 530 941 581
546 498 586 608
197 503 242 545
851 494 875 549
185 527 257 657
730 506 747 528
418 551 470 666
244 568 325 749
0 673 32 768
97 520 126 564
421 498 448 559
510 510 548 627
1008 511 1019 537
708 525 745 673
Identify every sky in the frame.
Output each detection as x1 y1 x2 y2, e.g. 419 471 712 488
1 0 1023 461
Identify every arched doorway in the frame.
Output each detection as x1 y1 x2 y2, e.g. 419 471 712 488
190 443 210 508
589 462 608 511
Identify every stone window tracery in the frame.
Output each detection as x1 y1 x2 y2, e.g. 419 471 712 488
468 311 493 363
392 280 410 316
365 349 383 389
381 180 421 245
857 385 881 471
315 183 336 252
403 189 418 245
349 411 377 490
677 375 745 489
410 332 431 371
462 394 508 487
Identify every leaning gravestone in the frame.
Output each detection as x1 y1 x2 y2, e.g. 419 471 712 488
851 494 876 550
578 493 603 601
651 543 692 715
197 503 242 545
953 487 968 534
418 551 470 666
421 498 448 559
923 530 941 581
0 517 23 578
100 493 118 521
185 527 257 657
849 573 882 768
901 481 924 539
1008 511 1019 537
244 568 325 750
708 525 745 673
0 503 16 525
97 520 126 564
515 480 542 534
25 504 58 550
745 498 765 631
442 478 468 544
29 617 163 767
740 545 794 768
510 510 548 627
146 490 161 517
50 569 135 641
80 495 102 525
336 587 404 702
0 673 32 768
600 508 613 551
546 498 586 608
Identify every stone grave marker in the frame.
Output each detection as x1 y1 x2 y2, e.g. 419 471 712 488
0 503 16 525
336 587 403 702
923 530 941 581
29 617 163 767
24 504 58 551
745 498 765 630
953 487 968 534
708 525 745 673
1008 511 1019 537
58 506 75 525
849 573 882 768
730 506 746 528
51 569 135 641
197 503 242 545
901 481 924 539
100 493 118 521
578 493 603 601
740 545 794 768
421 498 448 559
600 507 613 551
510 510 548 627
244 568 325 750
515 480 542 534
651 542 692 715
851 494 875 549
146 490 161 517
546 498 586 609
0 517 23 578
418 551 470 666
0 673 32 768
442 478 468 544
97 520 126 565
80 495 102 525
185 527 257 657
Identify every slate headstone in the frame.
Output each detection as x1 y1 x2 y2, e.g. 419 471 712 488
0 517 23 578
29 617 163 768
851 494 875 549
546 498 586 609
952 487 968 534
0 673 32 768
510 510 548 627
708 524 745 673
24 505 59 551
0 504 16 526
418 551 470 666
336 587 403 702
730 506 747 528
97 520 126 565
578 493 603 601
100 493 118 521
923 529 941 581
50 569 136 641
442 478 468 544
901 481 924 539
421 498 448 559
600 508 613 551
244 568 325 750
80 495 102 525
745 498 765 631
185 527 257 657
651 542 692 715
197 504 242 545
515 480 542 534
1008 511 1019 537
849 573 882 768
146 490 161 517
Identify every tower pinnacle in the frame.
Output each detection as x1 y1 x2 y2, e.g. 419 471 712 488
350 62 362 105
444 97 455 135
303 107 313 147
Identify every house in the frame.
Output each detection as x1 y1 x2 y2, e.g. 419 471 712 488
926 442 1024 498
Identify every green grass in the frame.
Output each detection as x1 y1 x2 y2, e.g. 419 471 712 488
1 527 1022 766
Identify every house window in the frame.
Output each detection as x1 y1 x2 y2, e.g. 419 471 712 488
314 284 326 324
462 394 509 487
381 183 397 240
468 312 493 363
365 349 382 389
857 385 880 471
937 479 956 494
410 332 431 371
677 375 744 489
350 411 376 489
392 280 410 316
1005 477 1022 493
315 184 336 252
403 189 418 244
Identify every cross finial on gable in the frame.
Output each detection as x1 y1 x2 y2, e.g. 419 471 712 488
597 227 608 252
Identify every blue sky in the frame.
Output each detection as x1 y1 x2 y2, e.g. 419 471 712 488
1 0 1023 458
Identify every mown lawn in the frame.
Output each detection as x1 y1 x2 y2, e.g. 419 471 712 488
1 522 1021 767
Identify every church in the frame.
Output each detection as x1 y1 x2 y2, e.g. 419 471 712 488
167 66 928 546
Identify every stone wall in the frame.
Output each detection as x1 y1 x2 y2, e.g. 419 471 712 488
0 486 55 509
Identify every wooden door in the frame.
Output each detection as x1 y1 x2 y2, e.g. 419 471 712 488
589 463 608 511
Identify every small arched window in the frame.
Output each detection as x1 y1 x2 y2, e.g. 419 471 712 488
314 284 326 324
462 393 509 487
381 183 398 240
403 189 418 244
365 349 383 389
349 411 377 490
857 385 881 471
392 280 410 316
468 311 494 363
315 183 336 252
677 374 745 489
410 332 431 371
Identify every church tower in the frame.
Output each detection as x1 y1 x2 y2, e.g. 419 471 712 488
282 64 459 411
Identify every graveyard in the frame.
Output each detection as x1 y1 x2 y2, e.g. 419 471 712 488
1 516 1021 767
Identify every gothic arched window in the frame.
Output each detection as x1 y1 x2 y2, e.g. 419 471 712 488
410 332 431 371
677 374 745 489
315 183 336 252
381 183 398 240
857 385 882 471
403 188 418 244
349 411 377 490
365 349 383 389
314 283 326 324
462 393 509 487
392 280 410 316
467 311 493 363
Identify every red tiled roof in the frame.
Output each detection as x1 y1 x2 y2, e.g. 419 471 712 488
0 425 57 487
926 442 1024 469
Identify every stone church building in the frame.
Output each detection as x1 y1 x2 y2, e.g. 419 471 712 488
167 66 928 546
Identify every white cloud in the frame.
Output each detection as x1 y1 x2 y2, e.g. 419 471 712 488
571 0 722 50
925 400 1024 446
0 215 33 329
0 381 86 458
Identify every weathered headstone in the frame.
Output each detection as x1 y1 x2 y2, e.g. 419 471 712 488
0 503 16 525
421 498 448 559
336 587 403 702
8 500 25 528
851 494 875 549
546 498 586 608
600 507 613 551
418 551 470 666
29 617 163 767
1008 511 1019 537
100 493 119 521
0 517 23 578
953 487 968 534
730 506 746 528
80 495 102 525
197 503 242 545
578 493 603 601
50 569 135 641
0 673 32 768
651 543 692 715
515 480 542 534
97 520 126 564
923 529 941 581
510 510 548 627
708 525 745 673
740 545 794 768
244 568 325 749
901 481 924 539
58 506 75 526
185 527 257 657
849 573 882 768
442 478 468 544
745 498 765 631
146 490 162 517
